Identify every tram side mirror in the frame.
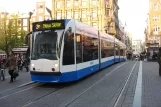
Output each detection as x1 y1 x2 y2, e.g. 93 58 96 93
64 27 72 42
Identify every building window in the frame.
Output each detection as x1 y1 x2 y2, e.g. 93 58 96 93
159 26 160 31
106 9 110 17
92 10 97 18
152 15 160 22
158 15 160 21
154 4 158 11
38 9 43 13
74 11 78 19
38 5 43 13
92 0 97 5
74 1 79 6
66 12 71 19
82 11 86 18
82 0 86 6
153 25 160 32
56 2 61 8
38 16 43 21
56 12 61 19
23 19 28 26
23 27 28 31
66 1 71 7
92 22 97 28
32 17 36 22
155 15 157 21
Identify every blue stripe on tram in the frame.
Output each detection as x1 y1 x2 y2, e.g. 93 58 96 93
31 58 126 83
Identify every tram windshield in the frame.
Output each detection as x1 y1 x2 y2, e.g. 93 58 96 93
31 30 63 60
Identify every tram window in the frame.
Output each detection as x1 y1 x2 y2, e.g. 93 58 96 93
115 44 120 56
83 35 98 62
63 30 75 65
31 31 58 60
101 40 114 58
76 34 83 63
120 49 124 56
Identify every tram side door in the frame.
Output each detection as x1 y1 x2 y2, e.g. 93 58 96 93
60 25 77 81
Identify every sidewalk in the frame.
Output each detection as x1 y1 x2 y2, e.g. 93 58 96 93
142 61 161 107
0 68 32 93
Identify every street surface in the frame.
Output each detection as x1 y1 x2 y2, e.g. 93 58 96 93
0 61 161 107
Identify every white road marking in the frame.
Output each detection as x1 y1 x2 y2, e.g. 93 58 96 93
113 61 137 107
133 61 142 107
64 62 127 107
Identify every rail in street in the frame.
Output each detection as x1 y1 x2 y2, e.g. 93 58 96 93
0 61 161 107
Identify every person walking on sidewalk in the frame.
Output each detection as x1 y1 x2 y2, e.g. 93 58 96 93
157 47 161 76
5 51 17 83
0 59 5 81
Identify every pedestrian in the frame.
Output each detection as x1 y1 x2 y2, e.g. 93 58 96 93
24 56 30 72
24 47 30 72
157 47 161 76
0 59 5 81
17 54 22 71
5 51 17 83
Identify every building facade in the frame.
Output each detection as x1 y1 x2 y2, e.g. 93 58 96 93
31 1 51 22
125 32 132 54
52 0 123 41
146 0 161 48
0 12 29 37
132 40 143 55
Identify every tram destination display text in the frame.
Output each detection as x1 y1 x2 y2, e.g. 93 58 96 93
33 20 65 31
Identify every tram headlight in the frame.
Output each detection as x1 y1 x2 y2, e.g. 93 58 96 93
31 64 35 67
54 64 58 68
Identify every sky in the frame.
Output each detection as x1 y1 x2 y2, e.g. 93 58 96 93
118 0 149 41
0 0 149 41
0 0 52 12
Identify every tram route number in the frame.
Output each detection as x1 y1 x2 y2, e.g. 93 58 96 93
34 21 65 31
42 23 62 29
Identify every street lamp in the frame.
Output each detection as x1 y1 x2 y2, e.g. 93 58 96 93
28 11 33 32
46 7 52 20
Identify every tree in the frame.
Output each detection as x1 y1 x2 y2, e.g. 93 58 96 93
0 13 27 54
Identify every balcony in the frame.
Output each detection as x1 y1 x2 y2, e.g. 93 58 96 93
106 5 111 9
108 28 116 35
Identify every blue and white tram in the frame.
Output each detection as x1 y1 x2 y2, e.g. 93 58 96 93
29 19 126 83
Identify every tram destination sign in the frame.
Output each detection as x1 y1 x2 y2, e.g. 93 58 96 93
33 20 65 31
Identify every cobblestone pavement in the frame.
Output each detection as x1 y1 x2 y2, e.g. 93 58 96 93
0 61 161 107
142 61 161 107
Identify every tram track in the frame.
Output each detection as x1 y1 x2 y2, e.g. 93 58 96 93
0 61 136 107
0 81 70 107
0 81 36 95
0 82 45 100
112 61 138 107
61 62 127 107
21 86 65 107
8 62 127 107
59 61 137 107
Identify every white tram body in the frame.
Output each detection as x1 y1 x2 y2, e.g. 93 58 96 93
30 19 126 83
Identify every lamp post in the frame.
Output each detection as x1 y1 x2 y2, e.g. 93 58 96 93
28 12 33 32
46 7 52 20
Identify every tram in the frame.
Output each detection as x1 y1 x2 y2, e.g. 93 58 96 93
28 19 126 83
